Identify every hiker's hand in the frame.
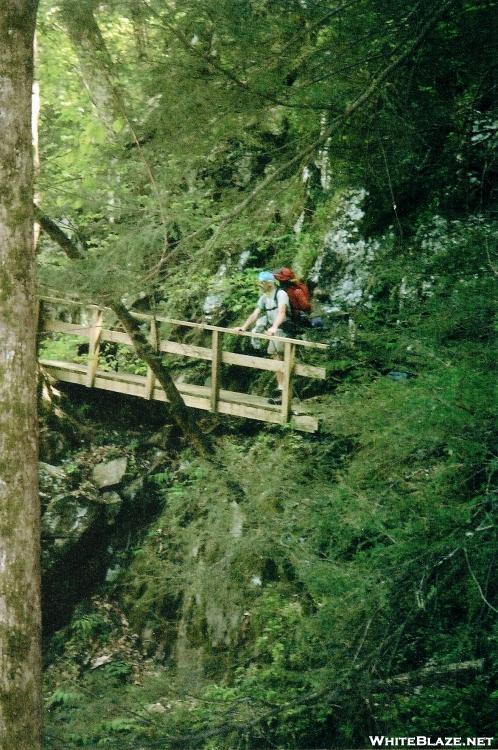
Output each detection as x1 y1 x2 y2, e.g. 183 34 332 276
267 326 276 336
235 326 245 332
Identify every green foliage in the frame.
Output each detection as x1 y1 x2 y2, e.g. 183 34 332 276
99 661 133 684
149 470 170 487
103 344 148 376
39 334 88 364
70 612 111 645
220 269 262 318
46 689 82 710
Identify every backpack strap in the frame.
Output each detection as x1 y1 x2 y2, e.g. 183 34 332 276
263 288 287 313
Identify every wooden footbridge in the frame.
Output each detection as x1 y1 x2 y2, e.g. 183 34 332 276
38 297 327 433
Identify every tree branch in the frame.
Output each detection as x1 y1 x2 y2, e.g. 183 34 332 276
35 208 83 261
376 659 484 692
463 547 498 614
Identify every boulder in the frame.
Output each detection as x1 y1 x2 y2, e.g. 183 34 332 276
92 457 128 489
42 489 102 570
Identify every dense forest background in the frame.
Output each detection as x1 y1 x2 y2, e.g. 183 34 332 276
35 0 497 748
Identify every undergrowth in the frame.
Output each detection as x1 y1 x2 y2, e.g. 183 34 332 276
43 217 497 749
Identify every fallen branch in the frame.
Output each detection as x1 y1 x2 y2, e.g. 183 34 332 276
109 300 212 458
36 207 212 457
35 209 83 261
377 659 484 691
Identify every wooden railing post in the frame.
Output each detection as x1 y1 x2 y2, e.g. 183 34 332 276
210 329 222 412
86 308 104 387
281 342 296 422
144 317 159 399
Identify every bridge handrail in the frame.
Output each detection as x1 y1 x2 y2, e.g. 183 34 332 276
39 295 328 351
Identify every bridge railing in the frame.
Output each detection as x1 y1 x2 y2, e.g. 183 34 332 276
38 296 328 432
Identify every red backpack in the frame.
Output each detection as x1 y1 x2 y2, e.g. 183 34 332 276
286 281 311 319
273 268 312 322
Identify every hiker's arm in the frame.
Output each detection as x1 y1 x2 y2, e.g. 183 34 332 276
237 307 260 332
267 303 287 335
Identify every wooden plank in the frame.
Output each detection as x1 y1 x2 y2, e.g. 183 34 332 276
44 316 328 367
86 309 104 387
95 376 144 398
294 363 326 379
144 318 158 399
216 398 285 425
171 381 279 412
42 363 285 425
40 360 318 432
39 360 317 421
160 339 213 360
41 360 280 413
100 329 325 379
219 387 279 411
101 329 214 361
210 329 222 412
40 361 319 431
232 330 327 350
289 414 318 433
222 351 325 379
39 364 87 385
41 319 92 336
221 350 281 372
281 342 296 422
101 329 130 345
39 359 88 374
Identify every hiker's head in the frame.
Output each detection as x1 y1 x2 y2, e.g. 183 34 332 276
258 270 275 293
273 267 296 286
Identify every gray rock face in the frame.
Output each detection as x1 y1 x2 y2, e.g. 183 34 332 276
40 457 122 572
309 189 379 313
92 457 128 488
42 487 102 570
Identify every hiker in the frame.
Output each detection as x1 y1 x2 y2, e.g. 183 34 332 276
272 267 311 329
236 270 289 401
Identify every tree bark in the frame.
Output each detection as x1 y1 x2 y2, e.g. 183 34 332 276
0 3 41 748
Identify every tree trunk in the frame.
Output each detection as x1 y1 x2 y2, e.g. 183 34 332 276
0 3 41 749
58 0 124 129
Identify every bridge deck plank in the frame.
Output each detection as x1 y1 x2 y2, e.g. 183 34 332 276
39 359 318 432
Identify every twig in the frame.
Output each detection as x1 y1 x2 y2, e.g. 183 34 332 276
380 141 403 239
353 617 373 664
463 546 498 614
